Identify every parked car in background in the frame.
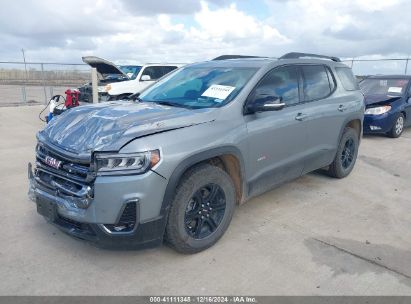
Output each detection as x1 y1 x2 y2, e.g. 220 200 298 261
360 75 411 138
100 63 183 101
28 53 364 253
79 56 184 102
78 56 142 102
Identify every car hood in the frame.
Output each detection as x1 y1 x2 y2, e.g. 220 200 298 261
38 101 215 157
364 94 402 106
82 56 128 79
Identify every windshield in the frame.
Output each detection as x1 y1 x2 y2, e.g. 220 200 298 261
120 65 142 80
360 78 409 96
138 66 258 109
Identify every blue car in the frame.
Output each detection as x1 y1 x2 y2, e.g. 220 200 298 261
360 75 411 138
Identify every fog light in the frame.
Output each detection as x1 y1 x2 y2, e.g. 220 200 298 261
100 200 138 234
370 126 381 131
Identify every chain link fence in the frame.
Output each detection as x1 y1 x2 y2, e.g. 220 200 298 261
342 58 411 79
0 57 410 106
0 61 90 106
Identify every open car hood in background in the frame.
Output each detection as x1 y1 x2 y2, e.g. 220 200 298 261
82 56 128 78
364 94 402 106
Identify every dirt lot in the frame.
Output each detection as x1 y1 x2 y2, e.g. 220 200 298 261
0 105 411 295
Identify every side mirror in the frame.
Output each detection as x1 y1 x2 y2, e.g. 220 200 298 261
141 75 151 81
247 93 285 113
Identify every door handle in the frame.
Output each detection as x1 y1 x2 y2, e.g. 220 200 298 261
338 104 347 112
295 113 308 121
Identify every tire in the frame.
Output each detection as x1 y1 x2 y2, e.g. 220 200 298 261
328 127 359 178
387 113 405 138
165 164 236 254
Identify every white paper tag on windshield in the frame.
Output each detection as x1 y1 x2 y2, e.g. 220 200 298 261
388 87 402 93
201 85 235 100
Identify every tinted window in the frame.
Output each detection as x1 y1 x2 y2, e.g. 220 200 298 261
326 68 336 92
141 66 166 80
302 65 332 101
162 66 178 75
336 67 359 91
252 66 299 106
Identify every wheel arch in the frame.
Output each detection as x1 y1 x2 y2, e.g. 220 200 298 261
159 146 247 218
339 117 362 142
345 119 362 139
401 110 406 119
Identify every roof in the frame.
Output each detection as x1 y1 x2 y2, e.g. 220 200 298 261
189 57 276 69
188 57 348 70
185 52 347 69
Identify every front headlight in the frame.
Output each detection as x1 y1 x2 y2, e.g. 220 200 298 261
104 84 112 92
94 150 160 175
365 105 391 115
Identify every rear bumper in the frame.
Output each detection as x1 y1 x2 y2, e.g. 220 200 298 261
363 112 396 134
28 162 168 249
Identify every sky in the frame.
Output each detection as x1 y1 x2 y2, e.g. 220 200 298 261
1 0 411 74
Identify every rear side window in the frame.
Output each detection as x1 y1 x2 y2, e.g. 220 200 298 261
141 66 164 80
162 66 178 75
141 66 177 80
336 67 359 91
302 65 333 101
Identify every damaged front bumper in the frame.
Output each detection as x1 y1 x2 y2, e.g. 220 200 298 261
363 112 396 134
28 158 168 249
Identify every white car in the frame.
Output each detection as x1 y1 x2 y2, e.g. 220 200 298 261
102 63 184 100
80 56 184 101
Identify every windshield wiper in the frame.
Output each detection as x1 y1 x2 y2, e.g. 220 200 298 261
156 101 192 109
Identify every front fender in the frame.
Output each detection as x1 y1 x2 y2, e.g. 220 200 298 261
157 146 247 218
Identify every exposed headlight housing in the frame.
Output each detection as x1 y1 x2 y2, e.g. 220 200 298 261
104 84 112 92
94 150 160 175
365 105 391 115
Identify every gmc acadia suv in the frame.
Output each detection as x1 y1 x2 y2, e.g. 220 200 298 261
28 52 364 253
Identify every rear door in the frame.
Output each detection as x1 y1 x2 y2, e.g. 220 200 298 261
245 65 310 197
299 65 357 173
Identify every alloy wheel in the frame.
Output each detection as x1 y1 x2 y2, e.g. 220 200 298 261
341 138 355 169
184 183 226 239
395 116 404 135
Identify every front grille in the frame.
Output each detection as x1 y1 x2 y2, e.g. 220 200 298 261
36 144 92 183
34 143 94 208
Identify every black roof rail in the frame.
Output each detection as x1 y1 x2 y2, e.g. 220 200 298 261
279 52 341 62
212 55 265 60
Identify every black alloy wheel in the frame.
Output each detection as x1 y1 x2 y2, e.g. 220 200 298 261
341 138 355 169
184 183 226 239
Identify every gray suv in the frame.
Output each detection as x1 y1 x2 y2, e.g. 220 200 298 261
28 52 364 253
